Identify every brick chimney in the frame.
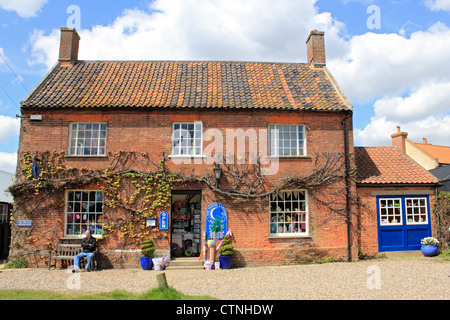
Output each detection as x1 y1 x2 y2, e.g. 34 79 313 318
59 28 80 66
306 30 326 67
422 138 428 144
391 126 408 153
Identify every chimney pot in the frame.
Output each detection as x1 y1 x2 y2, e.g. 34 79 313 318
59 27 80 66
423 138 427 144
306 30 326 67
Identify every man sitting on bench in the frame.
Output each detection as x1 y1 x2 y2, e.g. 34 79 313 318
73 230 96 272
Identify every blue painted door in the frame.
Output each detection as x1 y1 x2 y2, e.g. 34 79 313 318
377 195 432 252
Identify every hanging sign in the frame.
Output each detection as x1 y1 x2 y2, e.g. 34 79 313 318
205 202 228 241
159 211 169 230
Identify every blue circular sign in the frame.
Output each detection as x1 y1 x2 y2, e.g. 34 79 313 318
31 161 40 179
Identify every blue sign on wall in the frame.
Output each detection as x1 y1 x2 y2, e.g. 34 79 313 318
18 220 32 227
31 161 40 179
205 202 227 240
160 211 169 230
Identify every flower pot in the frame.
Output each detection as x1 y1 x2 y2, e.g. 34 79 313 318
421 245 438 257
219 255 232 269
140 257 153 270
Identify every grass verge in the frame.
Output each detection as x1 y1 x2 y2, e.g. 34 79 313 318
0 287 217 300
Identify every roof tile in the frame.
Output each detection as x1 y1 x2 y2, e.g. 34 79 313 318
355 147 439 185
22 60 351 111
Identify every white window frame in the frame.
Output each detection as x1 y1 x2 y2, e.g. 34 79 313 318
65 190 104 237
405 197 428 225
269 190 308 236
268 124 306 157
68 122 107 156
379 198 402 226
0 204 8 223
171 121 203 157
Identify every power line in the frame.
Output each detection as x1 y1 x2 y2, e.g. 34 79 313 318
0 82 20 111
0 51 30 95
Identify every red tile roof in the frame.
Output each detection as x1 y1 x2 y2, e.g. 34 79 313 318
21 60 352 111
355 146 439 185
411 141 450 165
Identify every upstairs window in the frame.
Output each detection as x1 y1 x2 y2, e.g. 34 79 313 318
69 123 107 156
171 122 203 156
269 124 305 156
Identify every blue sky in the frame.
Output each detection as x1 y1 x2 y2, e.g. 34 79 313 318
1 0 450 173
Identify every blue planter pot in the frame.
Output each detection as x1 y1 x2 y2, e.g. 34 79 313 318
219 255 232 269
140 257 153 270
421 245 438 257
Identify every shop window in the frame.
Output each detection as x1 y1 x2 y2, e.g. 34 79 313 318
270 190 308 235
68 123 107 156
269 124 305 156
171 122 203 156
65 191 103 236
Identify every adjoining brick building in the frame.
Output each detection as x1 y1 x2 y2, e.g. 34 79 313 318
9 28 440 268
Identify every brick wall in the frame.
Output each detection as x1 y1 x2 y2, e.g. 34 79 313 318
14 108 354 267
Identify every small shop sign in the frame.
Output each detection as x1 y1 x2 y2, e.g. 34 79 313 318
145 218 157 227
18 220 32 227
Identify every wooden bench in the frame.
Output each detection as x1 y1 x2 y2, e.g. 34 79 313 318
48 243 98 270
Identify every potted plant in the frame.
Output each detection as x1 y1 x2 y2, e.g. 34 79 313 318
218 235 234 269
420 237 439 257
140 236 156 270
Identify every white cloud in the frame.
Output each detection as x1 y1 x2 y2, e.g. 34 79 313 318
28 0 348 70
0 152 17 174
329 23 450 103
328 23 450 147
355 114 450 147
424 0 450 12
27 28 59 69
0 115 20 142
0 0 47 18
355 82 450 147
373 81 450 122
23 0 450 148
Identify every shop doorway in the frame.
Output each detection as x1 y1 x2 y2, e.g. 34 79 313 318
171 190 202 258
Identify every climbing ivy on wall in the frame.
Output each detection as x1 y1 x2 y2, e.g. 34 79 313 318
10 151 181 248
9 150 355 254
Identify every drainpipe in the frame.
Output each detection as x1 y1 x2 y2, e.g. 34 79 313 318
342 112 352 262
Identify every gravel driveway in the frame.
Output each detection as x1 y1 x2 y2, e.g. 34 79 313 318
0 257 448 300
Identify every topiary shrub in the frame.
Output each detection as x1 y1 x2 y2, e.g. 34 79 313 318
140 236 156 258
218 235 234 256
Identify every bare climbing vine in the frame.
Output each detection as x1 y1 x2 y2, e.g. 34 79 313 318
9 150 356 253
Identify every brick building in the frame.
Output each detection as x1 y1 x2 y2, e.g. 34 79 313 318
9 28 439 268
